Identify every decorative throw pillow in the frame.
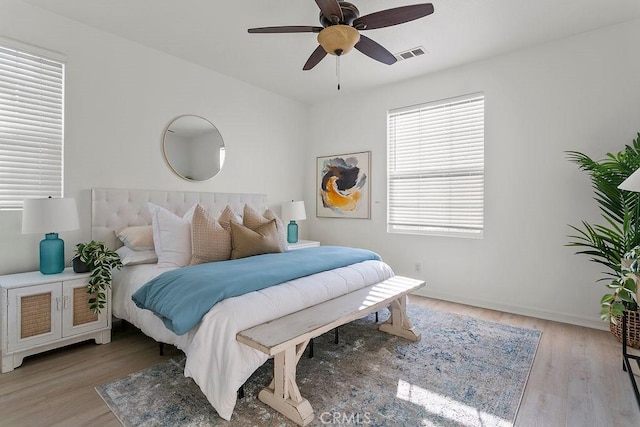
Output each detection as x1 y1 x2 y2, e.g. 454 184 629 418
115 225 154 250
230 219 283 259
190 204 232 265
242 205 287 252
217 205 241 231
116 246 158 266
148 202 196 267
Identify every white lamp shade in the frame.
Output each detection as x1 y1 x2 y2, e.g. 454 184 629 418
619 168 640 192
282 201 306 222
22 197 80 234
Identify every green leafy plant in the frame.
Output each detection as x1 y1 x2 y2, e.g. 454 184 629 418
567 133 640 322
74 240 122 314
602 247 639 323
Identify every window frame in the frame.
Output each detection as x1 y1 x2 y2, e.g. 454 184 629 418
0 37 66 211
387 92 485 239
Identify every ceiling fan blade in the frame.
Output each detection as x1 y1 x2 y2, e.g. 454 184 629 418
354 35 397 65
303 45 328 70
315 0 343 23
353 4 434 30
248 26 323 34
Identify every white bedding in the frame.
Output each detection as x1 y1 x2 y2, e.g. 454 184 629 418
112 259 395 420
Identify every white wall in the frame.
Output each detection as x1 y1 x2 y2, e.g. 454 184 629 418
307 19 640 329
2 1 638 330
0 1 308 275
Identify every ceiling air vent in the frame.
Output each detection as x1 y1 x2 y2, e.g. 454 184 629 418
395 46 427 62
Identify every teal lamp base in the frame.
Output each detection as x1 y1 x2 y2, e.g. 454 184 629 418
287 220 298 244
40 233 65 274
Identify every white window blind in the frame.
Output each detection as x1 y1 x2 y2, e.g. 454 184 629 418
0 42 65 210
387 93 484 238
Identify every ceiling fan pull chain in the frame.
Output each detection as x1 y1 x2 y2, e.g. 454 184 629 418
336 55 341 90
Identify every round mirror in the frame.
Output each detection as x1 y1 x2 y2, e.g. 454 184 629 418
162 115 225 181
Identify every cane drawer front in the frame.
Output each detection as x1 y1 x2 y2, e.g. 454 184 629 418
7 282 62 353
63 278 108 337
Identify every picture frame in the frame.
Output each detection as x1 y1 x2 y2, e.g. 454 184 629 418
316 151 371 219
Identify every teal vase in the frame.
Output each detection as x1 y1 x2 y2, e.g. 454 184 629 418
40 233 65 274
287 220 298 244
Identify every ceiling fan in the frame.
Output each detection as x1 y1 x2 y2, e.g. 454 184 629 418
248 0 435 71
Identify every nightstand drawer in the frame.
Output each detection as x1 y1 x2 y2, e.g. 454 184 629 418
7 282 62 352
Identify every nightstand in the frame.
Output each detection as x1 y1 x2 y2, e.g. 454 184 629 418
0 267 111 373
287 240 320 251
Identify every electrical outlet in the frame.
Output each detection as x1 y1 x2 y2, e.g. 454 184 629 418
414 262 421 272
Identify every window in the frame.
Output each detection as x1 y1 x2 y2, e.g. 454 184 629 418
219 146 226 170
387 93 484 238
0 40 65 210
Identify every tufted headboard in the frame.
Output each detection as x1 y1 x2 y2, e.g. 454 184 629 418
91 188 268 250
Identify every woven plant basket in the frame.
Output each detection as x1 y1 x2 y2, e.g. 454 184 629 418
610 309 640 349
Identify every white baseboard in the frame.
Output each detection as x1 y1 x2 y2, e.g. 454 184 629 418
413 288 608 331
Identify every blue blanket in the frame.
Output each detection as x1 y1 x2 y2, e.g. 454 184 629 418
132 246 381 335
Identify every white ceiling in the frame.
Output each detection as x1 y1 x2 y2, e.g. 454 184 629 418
22 0 640 104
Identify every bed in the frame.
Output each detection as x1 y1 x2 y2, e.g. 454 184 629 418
91 188 395 421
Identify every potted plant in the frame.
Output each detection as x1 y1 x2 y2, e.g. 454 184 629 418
567 133 640 345
603 247 640 347
74 240 122 314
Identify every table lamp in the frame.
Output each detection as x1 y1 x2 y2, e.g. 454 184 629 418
22 197 80 274
282 200 306 244
619 168 640 192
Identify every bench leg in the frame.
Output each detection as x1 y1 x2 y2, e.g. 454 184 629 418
258 340 315 426
378 295 421 342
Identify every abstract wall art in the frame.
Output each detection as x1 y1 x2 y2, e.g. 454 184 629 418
317 151 370 219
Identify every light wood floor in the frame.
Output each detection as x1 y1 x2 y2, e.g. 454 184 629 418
0 295 638 426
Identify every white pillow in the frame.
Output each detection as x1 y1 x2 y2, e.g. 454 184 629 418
148 202 196 267
116 246 158 266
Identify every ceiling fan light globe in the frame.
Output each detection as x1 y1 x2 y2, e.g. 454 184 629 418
317 25 361 56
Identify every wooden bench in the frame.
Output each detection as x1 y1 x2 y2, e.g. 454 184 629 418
236 275 426 426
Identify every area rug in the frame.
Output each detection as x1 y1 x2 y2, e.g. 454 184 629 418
96 305 541 426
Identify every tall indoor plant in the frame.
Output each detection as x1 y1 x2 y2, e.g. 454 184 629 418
74 240 122 314
567 133 640 322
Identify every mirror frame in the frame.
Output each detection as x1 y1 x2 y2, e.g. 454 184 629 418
162 114 225 181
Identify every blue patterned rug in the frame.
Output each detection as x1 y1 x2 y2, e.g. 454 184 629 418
96 305 541 426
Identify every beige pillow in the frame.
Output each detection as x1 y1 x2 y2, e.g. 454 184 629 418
116 225 154 250
190 204 232 265
242 205 287 251
217 205 240 231
230 219 283 259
